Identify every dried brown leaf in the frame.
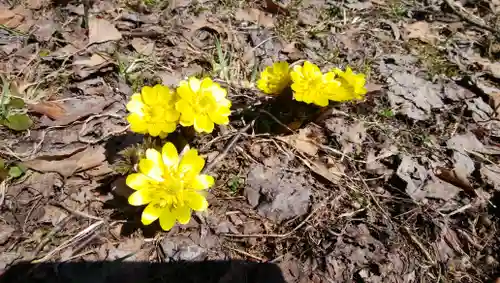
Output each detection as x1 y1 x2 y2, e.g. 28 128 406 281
23 145 106 177
404 21 441 45
131 38 154 56
310 160 344 184
278 128 319 156
434 166 475 196
28 101 67 120
43 98 113 127
88 17 122 45
0 7 24 28
73 54 108 67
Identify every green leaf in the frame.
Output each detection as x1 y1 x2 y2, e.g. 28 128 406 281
8 165 24 178
0 158 4 169
6 97 25 109
3 113 33 131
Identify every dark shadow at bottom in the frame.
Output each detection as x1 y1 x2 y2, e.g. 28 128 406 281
0 260 286 283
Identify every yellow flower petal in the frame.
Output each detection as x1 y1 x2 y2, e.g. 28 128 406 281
159 121 177 134
208 111 229 125
179 149 204 178
127 113 147 133
148 125 162 137
126 94 144 114
210 84 227 102
190 174 214 190
194 114 214 133
128 189 153 206
159 208 176 231
126 173 152 190
146 148 163 167
162 142 179 168
186 192 208 211
141 201 164 225
141 86 158 105
174 205 191 224
139 159 164 181
176 99 195 126
188 77 201 93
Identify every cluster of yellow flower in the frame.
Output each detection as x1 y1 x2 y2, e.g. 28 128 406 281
124 61 367 231
257 61 367 106
125 77 230 230
126 77 231 136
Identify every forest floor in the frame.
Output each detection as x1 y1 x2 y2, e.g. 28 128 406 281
1 0 500 282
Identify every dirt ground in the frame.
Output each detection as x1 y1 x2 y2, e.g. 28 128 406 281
0 0 500 282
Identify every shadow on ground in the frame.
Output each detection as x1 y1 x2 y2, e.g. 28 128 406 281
0 260 285 283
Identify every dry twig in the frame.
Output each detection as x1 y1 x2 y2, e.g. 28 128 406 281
202 119 256 174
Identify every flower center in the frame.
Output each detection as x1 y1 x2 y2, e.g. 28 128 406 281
149 177 186 208
193 94 212 113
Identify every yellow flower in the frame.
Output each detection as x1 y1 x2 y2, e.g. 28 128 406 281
175 77 231 133
290 61 338 107
328 67 367 102
126 85 180 138
126 142 214 231
257 61 291 95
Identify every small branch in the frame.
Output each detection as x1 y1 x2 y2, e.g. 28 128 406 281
225 246 265 262
202 119 256 174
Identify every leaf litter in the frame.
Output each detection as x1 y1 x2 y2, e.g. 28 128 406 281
1 0 500 282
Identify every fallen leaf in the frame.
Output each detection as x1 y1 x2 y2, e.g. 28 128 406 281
0 7 24 29
73 54 108 67
28 101 67 120
281 42 303 60
50 44 79 58
325 118 367 154
278 127 320 156
434 166 475 196
404 21 441 45
131 38 154 56
465 53 500 80
466 97 493 123
23 145 106 177
379 58 444 120
33 19 56 42
310 159 344 184
235 8 274 28
365 82 384 93
43 98 113 127
158 71 183 87
186 15 226 38
481 164 500 191
88 17 122 45
396 155 428 201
